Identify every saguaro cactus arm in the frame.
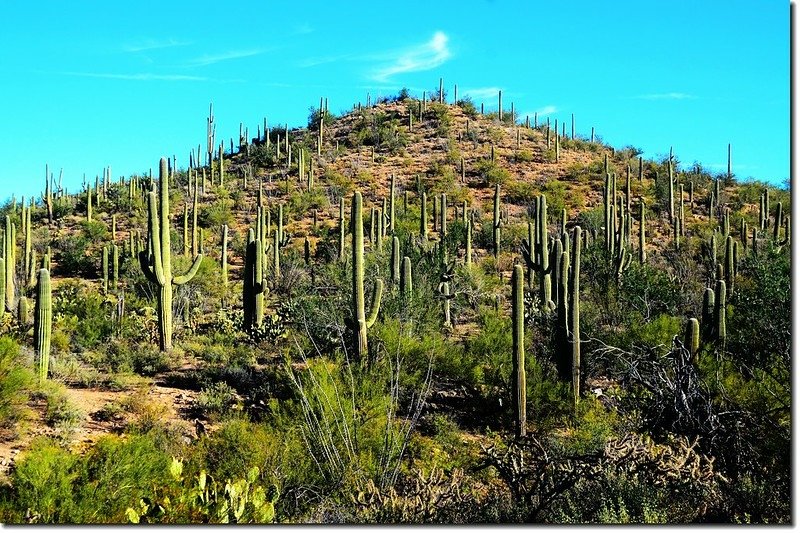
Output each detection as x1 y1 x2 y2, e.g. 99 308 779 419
174 255 204 285
365 279 383 328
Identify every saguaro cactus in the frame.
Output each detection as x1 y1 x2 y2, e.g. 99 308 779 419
34 268 52 380
465 219 473 267
102 246 109 294
420 192 428 241
724 235 735 291
440 193 447 238
0 259 5 315
639 199 646 263
391 236 400 283
243 228 267 330
685 318 700 359
139 158 204 351
112 245 119 290
401 256 412 297
351 191 383 363
569 226 582 408
522 194 554 311
221 224 229 289
438 281 453 328
511 264 526 438
3 217 15 312
492 185 501 257
389 174 396 234
17 296 29 326
338 197 346 262
715 280 727 349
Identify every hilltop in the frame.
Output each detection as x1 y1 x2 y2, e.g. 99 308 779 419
0 87 790 524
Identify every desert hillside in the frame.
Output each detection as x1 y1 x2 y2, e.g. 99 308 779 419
0 88 790 524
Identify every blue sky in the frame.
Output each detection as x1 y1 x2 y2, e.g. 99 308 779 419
0 0 789 202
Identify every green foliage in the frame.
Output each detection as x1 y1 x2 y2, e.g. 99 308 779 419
196 382 240 421
95 339 170 376
456 97 478 118
4 437 79 523
199 198 234 227
347 110 408 154
474 159 511 187
0 338 33 428
53 282 114 349
728 243 790 369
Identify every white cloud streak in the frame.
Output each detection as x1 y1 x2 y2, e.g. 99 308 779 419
371 31 452 82
61 71 208 81
635 92 696 100
184 49 264 67
123 39 192 53
460 87 502 100
529 105 557 116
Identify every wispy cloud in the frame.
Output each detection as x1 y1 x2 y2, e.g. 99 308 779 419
184 49 264 67
293 23 314 35
298 53 356 68
460 87 502 100
123 39 192 53
371 31 452 82
635 92 696 100
61 71 208 82
527 105 558 116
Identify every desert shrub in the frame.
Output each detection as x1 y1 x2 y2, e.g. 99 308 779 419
95 339 170 376
287 355 430 495
617 262 682 322
55 224 104 277
727 243 790 370
321 168 353 199
474 159 511 187
2 437 79 523
197 420 271 483
52 282 114 349
457 97 479 118
195 382 240 421
199 198 233 227
307 106 336 130
427 103 453 137
0 338 33 428
542 180 568 220
347 110 408 154
506 179 537 204
515 149 534 162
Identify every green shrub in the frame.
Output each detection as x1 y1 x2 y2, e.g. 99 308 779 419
196 382 240 421
5 437 79 523
53 282 114 349
0 338 33 428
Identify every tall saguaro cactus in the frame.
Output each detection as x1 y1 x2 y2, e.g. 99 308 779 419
511 264 526 438
351 191 383 364
522 194 554 311
569 226 582 408
492 185 501 257
34 268 52 380
715 280 727 349
139 158 204 351
3 217 15 312
243 228 267 330
221 224 229 290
